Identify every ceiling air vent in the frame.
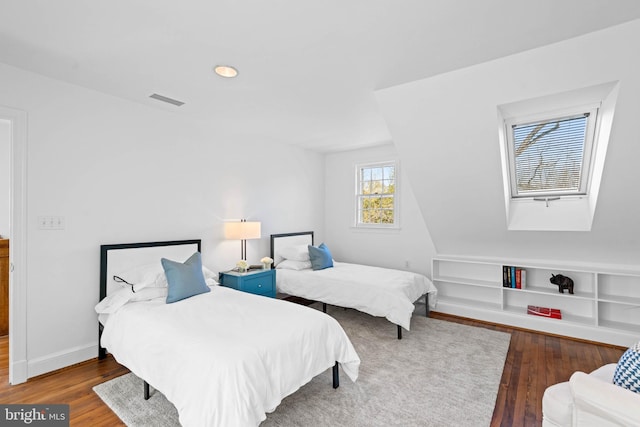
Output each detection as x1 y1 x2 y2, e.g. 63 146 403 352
149 93 185 107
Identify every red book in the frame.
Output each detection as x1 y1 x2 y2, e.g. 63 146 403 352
515 268 522 289
527 305 562 319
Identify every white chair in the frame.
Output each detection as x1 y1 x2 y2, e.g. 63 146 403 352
542 363 640 426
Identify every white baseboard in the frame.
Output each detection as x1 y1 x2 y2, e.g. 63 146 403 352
9 359 28 385
27 342 97 379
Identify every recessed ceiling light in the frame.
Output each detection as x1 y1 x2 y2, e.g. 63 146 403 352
214 65 238 78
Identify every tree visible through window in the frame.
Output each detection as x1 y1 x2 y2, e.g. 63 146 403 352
507 108 597 198
356 161 397 226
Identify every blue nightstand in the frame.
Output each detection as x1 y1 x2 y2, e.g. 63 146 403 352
218 269 276 298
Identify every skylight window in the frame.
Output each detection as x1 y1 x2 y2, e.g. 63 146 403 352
505 105 599 199
497 81 619 231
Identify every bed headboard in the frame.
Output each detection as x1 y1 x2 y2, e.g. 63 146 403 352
99 239 201 301
98 239 201 359
270 231 314 267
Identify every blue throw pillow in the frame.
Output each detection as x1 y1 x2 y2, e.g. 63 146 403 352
308 243 333 271
161 252 211 304
613 341 640 393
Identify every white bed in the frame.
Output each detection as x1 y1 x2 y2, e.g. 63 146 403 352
270 231 438 339
97 239 360 427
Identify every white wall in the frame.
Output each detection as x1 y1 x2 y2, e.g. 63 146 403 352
376 19 640 266
0 119 9 237
324 144 436 277
0 62 325 377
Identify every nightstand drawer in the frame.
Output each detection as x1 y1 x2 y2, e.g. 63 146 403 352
218 269 276 298
242 275 275 296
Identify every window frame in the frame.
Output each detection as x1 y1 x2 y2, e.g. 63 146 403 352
354 160 399 229
497 81 619 231
504 103 600 199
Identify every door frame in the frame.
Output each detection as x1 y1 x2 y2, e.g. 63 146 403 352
1 105 28 384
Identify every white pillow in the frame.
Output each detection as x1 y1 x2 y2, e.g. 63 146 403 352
279 244 311 261
276 259 312 271
113 263 166 292
202 266 219 284
96 279 219 314
95 287 167 314
114 263 219 292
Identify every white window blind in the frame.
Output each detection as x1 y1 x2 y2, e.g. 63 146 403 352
507 108 598 198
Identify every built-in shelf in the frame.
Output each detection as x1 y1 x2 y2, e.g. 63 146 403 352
599 318 640 335
436 295 503 312
432 255 640 347
598 293 640 306
433 275 499 288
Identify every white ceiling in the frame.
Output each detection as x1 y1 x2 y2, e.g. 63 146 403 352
2 1 640 152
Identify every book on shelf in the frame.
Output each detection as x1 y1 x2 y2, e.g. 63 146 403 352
527 305 562 319
515 268 527 289
502 265 526 289
503 266 510 287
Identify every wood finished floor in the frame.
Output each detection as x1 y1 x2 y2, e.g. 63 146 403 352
0 311 626 427
427 312 625 427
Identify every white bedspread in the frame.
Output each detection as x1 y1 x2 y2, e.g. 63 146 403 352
100 286 360 427
276 262 437 331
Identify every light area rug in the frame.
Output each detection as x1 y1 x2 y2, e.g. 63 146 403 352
94 306 511 426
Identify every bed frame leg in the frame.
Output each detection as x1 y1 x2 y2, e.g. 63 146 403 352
425 293 430 317
397 325 402 340
323 303 327 313
332 362 339 388
98 324 107 360
144 381 150 400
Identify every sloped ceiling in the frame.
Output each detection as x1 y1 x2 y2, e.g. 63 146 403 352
376 20 640 265
1 1 640 152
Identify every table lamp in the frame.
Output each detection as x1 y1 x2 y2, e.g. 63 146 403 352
224 219 261 260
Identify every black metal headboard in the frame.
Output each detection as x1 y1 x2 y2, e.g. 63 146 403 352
270 231 314 267
98 239 201 359
99 239 201 301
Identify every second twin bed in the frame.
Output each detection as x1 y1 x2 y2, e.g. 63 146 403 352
270 231 438 339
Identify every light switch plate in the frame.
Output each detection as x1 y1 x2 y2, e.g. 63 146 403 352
38 216 65 230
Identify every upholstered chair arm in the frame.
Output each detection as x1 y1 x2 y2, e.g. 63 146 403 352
570 371 640 426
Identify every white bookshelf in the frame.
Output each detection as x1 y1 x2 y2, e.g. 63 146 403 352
432 255 640 347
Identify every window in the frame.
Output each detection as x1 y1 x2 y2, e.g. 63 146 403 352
355 161 398 228
505 105 599 199
497 81 619 231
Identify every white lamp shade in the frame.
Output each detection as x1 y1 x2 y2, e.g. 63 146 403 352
224 221 261 240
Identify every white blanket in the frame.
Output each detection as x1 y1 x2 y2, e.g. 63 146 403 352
100 286 360 427
276 262 438 331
